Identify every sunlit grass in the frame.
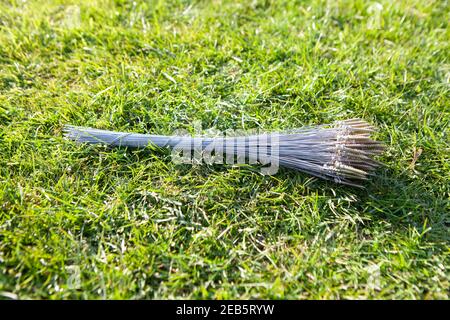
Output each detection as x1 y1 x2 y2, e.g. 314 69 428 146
0 0 448 299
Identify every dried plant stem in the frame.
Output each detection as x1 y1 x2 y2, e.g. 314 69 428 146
64 119 384 187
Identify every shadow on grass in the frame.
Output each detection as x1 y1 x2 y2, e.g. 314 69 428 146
362 169 449 244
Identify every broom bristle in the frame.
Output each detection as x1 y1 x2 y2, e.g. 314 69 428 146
63 119 383 187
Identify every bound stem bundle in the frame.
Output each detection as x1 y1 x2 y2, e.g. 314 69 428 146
64 119 383 187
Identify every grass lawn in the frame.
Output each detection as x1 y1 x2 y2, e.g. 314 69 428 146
0 0 449 299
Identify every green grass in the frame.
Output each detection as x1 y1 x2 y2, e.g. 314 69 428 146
0 0 449 299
